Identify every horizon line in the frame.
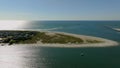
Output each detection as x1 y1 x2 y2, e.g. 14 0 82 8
0 20 120 21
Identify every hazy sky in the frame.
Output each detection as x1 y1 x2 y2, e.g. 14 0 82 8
0 0 120 20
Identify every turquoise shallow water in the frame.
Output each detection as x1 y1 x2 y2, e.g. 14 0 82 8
0 21 120 68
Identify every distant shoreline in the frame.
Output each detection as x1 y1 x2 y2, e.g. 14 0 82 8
0 30 118 47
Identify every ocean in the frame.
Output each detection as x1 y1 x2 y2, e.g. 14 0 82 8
0 21 120 68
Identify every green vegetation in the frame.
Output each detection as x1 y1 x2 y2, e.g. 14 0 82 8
0 31 103 44
86 40 103 43
20 32 84 44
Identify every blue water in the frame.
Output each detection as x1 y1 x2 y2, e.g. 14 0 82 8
1 21 120 68
22 21 120 42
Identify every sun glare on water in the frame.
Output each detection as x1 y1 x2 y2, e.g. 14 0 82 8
0 20 27 30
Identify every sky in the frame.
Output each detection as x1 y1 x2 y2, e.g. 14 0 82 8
0 0 120 20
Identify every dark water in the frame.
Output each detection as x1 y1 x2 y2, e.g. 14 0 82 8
1 46 120 68
1 21 120 68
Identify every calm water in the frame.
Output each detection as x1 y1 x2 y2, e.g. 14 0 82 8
0 21 120 68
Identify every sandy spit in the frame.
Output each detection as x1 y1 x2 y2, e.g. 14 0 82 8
10 30 119 48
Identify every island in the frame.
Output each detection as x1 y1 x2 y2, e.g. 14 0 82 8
0 30 118 47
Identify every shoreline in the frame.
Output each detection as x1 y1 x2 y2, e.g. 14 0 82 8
0 30 118 48
11 42 119 48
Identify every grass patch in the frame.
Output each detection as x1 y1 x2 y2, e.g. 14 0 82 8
19 32 84 44
86 40 103 43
